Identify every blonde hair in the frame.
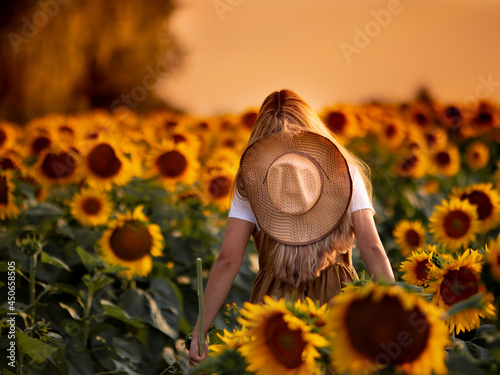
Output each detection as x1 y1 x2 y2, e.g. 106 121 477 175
233 89 373 288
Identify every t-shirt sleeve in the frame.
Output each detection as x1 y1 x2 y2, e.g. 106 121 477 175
349 165 375 215
228 192 260 230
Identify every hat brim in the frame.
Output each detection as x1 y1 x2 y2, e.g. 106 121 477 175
240 131 352 245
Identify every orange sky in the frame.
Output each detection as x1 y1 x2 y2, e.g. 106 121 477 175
159 0 500 116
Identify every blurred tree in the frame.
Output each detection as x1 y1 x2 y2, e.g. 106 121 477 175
0 0 183 123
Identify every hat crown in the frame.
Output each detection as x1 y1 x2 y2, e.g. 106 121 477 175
266 152 322 215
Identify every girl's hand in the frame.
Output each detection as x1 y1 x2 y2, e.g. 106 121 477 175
189 333 208 367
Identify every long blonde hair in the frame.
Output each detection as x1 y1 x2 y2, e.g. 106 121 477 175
233 89 373 288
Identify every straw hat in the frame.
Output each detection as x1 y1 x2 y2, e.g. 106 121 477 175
240 131 352 245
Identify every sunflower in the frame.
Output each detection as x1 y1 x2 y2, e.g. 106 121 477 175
69 188 114 226
82 139 138 191
469 101 498 133
320 105 363 141
399 249 434 287
451 183 500 233
27 132 52 157
293 297 329 329
0 149 25 173
422 179 439 195
426 249 496 334
209 326 251 357
485 237 500 283
325 284 449 375
199 165 235 212
404 102 436 130
34 146 80 186
465 141 490 170
237 296 329 375
0 122 19 152
377 118 406 150
429 144 461 177
429 198 479 252
422 128 448 152
393 220 427 257
0 170 21 220
396 150 427 179
144 140 199 191
98 205 163 278
239 109 259 134
439 105 463 129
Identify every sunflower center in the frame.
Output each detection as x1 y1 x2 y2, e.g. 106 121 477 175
326 112 346 134
425 134 437 147
87 143 122 178
109 220 153 261
59 125 75 137
443 210 470 239
0 158 16 170
399 155 418 174
475 112 493 127
385 124 396 138
346 295 430 365
436 151 451 167
82 197 103 215
209 176 231 199
404 229 421 248
460 191 492 221
443 106 461 125
242 112 258 130
0 176 8 204
32 136 51 155
41 152 76 180
415 260 429 282
156 150 187 178
440 268 479 306
172 134 187 144
167 120 179 130
0 129 6 146
265 314 305 369
414 113 428 126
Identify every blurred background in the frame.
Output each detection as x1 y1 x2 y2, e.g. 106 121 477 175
1 0 500 122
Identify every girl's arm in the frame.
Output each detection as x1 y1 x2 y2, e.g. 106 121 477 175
189 217 255 366
352 209 395 283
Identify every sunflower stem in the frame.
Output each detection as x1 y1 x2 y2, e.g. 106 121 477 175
28 250 40 326
197 257 205 356
82 289 95 347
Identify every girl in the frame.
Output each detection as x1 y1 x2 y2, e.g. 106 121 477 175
189 89 395 366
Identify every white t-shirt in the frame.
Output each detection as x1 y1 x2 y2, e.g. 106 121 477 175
229 165 374 231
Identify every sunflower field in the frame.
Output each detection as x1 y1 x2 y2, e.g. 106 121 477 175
1 96 500 375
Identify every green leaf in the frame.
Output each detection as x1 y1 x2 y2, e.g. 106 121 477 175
40 252 71 271
23 201 64 217
45 332 69 375
59 302 81 320
100 300 143 328
76 246 99 273
16 331 57 364
0 261 18 272
446 293 485 318
82 274 113 293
